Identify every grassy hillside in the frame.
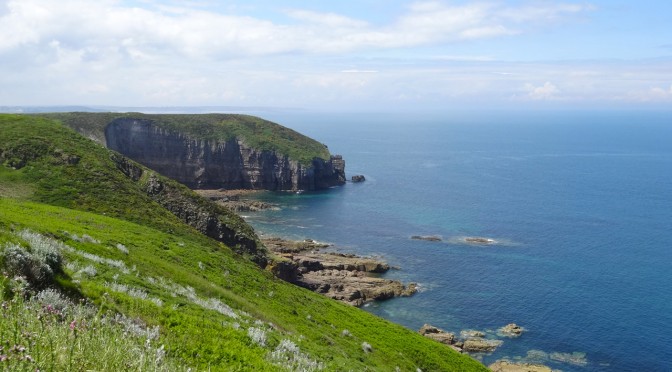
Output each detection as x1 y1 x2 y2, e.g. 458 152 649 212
41 112 332 165
0 114 487 371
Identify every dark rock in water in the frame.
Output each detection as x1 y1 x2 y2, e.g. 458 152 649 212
411 235 443 242
464 237 496 244
351 175 366 183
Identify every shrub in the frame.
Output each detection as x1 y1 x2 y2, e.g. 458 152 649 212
1 243 59 289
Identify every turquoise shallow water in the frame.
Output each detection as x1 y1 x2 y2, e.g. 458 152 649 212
244 110 672 371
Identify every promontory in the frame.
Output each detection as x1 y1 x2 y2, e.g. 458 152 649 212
42 112 346 191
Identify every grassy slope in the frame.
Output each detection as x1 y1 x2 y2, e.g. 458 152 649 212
41 112 332 165
0 114 487 371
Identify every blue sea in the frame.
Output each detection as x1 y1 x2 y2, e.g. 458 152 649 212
244 110 672 371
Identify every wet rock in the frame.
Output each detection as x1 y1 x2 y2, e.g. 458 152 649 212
488 361 552 372
351 175 366 183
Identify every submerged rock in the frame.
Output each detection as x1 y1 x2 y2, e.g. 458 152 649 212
549 351 588 366
460 330 486 339
499 323 524 337
464 237 496 244
411 235 443 242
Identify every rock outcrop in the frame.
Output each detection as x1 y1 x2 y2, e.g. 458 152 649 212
351 175 366 183
111 153 267 267
105 118 345 191
419 324 456 346
264 237 417 306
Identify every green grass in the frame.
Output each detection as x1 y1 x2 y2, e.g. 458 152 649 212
41 112 332 165
0 284 186 371
0 114 487 371
0 199 486 371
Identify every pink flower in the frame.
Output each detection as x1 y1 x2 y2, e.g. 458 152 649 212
69 320 76 330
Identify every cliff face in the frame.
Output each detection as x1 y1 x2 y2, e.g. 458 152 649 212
105 118 345 191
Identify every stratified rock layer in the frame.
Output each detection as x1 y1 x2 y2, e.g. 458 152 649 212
264 238 417 306
105 118 345 191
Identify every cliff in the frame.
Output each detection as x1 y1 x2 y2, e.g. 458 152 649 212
44 113 346 191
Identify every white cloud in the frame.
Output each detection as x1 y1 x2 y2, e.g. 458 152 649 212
524 82 561 100
0 0 668 109
0 0 594 59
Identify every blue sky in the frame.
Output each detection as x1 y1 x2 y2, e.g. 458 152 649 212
1 0 671 110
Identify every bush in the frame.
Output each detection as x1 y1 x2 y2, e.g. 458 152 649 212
1 231 65 291
1 243 56 289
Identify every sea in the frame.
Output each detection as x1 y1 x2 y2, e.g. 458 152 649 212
242 110 672 371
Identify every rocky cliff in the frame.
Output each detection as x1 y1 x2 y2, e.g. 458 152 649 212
104 117 345 191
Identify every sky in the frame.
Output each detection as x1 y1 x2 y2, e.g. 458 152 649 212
0 0 671 111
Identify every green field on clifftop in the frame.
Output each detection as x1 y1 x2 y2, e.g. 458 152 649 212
0 114 487 371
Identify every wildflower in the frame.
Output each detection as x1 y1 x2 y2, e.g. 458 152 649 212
70 320 77 331
0 354 7 361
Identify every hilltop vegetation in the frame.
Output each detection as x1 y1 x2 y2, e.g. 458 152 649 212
0 114 487 371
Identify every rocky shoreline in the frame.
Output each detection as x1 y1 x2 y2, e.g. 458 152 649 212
264 237 417 307
217 192 558 370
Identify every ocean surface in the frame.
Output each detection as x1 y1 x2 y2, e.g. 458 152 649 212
244 110 672 371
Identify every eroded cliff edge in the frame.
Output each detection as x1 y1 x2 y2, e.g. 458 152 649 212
104 116 345 191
